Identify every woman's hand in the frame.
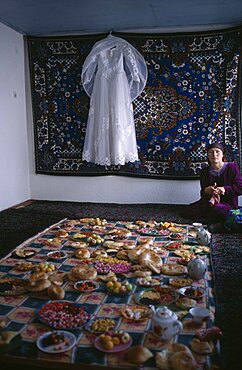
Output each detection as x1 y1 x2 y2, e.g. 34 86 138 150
214 186 225 196
204 183 217 196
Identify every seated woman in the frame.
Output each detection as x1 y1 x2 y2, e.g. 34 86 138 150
183 142 242 232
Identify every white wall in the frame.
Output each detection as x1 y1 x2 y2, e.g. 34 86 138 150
0 23 30 211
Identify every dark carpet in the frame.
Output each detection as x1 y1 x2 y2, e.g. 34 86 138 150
0 200 241 370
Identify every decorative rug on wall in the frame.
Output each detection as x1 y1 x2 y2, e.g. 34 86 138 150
28 27 242 178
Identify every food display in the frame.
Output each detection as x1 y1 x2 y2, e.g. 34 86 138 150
37 331 76 353
47 251 67 259
161 263 187 276
12 249 36 259
121 305 151 321
34 262 56 273
179 286 205 299
0 278 28 295
15 261 35 271
136 286 179 306
106 280 133 294
94 330 132 352
37 301 91 329
74 280 99 292
86 318 116 333
136 276 161 286
0 217 216 367
169 277 193 288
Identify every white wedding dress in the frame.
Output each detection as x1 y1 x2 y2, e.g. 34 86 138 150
81 35 147 166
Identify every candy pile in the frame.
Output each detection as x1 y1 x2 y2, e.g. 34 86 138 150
38 301 90 329
94 257 132 274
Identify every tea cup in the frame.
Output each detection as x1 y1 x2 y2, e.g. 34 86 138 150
189 307 210 324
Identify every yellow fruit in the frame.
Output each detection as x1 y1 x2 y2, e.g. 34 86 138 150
113 287 120 294
114 282 121 288
106 281 114 289
112 337 120 346
104 340 114 350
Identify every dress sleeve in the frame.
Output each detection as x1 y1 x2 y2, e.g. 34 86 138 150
123 44 148 101
81 54 98 97
224 162 242 197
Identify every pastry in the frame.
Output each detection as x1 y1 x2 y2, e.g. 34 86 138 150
161 264 187 276
0 331 18 346
68 241 88 248
56 230 69 238
69 265 97 281
169 349 198 370
47 284 65 300
155 349 170 370
91 250 107 258
75 248 91 259
190 338 214 355
126 345 153 364
28 271 49 282
169 278 193 288
176 296 197 309
27 278 51 292
138 250 162 273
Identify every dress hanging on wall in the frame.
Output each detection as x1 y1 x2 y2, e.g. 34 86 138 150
81 35 148 166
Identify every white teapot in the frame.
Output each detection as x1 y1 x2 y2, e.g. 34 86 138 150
151 306 183 341
196 228 211 245
187 256 206 280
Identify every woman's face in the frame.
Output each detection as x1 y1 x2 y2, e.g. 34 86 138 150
207 148 224 167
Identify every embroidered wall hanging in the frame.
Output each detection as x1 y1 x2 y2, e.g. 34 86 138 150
28 28 242 178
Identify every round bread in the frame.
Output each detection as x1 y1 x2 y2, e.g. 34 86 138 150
127 250 139 263
161 263 187 276
116 250 129 260
123 243 136 250
56 230 69 238
190 338 214 355
126 345 153 364
47 284 65 300
138 251 162 274
48 275 64 286
75 248 91 259
28 272 49 282
27 279 51 292
91 250 107 258
69 265 97 281
169 350 198 370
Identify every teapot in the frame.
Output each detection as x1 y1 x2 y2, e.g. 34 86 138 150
151 306 182 341
187 256 206 280
196 228 211 246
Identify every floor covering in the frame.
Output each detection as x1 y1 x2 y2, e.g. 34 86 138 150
0 200 241 370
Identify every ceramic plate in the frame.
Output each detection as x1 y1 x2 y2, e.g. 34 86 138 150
178 286 205 300
94 336 132 353
37 331 76 353
74 280 99 292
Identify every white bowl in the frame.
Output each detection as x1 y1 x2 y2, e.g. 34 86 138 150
189 307 210 323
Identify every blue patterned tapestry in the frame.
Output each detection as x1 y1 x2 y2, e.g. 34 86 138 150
28 28 242 178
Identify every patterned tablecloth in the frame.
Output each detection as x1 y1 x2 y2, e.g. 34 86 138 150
0 218 221 369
